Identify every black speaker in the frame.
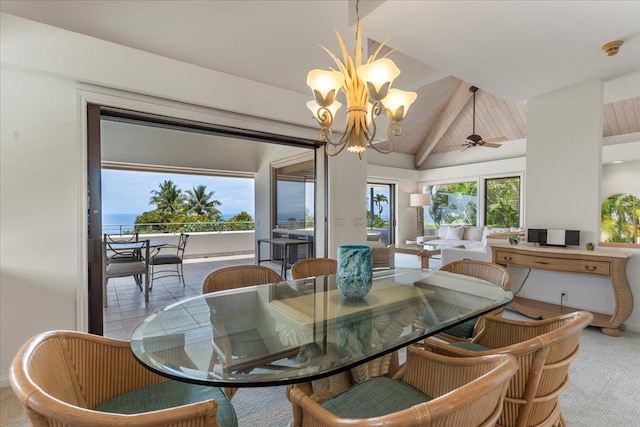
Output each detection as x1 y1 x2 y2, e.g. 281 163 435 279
527 228 540 243
565 230 580 246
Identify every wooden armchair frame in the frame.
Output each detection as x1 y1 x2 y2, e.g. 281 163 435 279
422 311 593 427
9 330 224 427
203 265 285 399
291 258 337 280
288 346 517 427
436 260 512 342
203 265 283 294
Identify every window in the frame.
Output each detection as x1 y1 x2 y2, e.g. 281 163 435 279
484 176 521 228
425 182 478 228
274 160 315 230
601 193 639 244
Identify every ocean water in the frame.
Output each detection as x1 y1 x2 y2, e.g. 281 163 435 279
102 212 241 234
102 213 138 234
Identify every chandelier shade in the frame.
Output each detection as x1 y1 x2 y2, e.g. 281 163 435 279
306 3 417 159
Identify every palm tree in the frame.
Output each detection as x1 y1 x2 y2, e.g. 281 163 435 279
601 193 639 243
486 178 520 227
185 185 222 217
149 180 185 215
373 194 388 217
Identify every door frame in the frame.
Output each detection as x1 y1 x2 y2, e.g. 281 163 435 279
80 87 323 335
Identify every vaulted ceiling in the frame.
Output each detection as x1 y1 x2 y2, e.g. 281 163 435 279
2 0 639 168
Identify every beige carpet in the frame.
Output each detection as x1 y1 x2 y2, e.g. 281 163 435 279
2 325 639 426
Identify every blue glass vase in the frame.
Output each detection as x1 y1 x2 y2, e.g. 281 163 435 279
336 245 373 299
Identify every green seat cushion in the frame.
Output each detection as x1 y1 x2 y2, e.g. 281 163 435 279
95 380 237 427
321 376 430 419
452 341 491 352
443 318 477 338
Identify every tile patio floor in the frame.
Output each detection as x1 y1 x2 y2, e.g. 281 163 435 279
103 253 431 340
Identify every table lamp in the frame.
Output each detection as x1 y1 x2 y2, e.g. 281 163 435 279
410 193 431 239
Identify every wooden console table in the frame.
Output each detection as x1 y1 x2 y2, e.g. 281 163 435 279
491 243 633 336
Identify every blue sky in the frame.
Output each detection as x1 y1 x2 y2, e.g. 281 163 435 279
102 169 255 215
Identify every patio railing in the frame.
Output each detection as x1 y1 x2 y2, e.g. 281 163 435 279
103 221 255 235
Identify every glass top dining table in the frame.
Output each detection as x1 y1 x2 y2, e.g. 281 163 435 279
130 268 512 388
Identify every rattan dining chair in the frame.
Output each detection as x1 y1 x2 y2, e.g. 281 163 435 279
288 345 517 427
9 330 238 427
288 256 401 403
102 239 150 307
150 233 189 288
421 310 593 427
203 265 286 399
203 264 284 294
433 260 512 342
291 257 337 280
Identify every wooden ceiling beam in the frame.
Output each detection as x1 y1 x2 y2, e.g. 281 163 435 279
414 81 472 169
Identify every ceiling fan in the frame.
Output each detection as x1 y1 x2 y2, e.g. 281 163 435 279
461 86 508 151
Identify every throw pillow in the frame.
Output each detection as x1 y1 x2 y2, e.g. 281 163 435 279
446 225 465 240
464 226 484 241
437 225 449 239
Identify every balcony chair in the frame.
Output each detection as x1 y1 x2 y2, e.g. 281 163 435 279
9 330 238 427
421 311 594 427
103 239 150 307
150 232 189 288
104 232 140 262
288 345 517 427
203 265 286 399
291 257 337 280
433 260 512 342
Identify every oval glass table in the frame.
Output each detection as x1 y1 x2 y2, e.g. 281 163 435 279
131 268 512 387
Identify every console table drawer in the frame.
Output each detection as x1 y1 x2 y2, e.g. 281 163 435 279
494 251 611 276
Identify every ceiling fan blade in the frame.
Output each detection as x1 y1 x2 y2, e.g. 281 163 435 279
461 144 472 152
483 136 509 143
482 142 502 148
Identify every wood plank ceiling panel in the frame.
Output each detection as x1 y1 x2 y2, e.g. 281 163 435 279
603 97 640 137
389 76 462 155
433 90 527 154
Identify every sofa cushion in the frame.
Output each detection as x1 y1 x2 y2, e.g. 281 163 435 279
321 376 430 419
463 226 484 241
437 225 449 239
94 380 238 427
446 225 465 240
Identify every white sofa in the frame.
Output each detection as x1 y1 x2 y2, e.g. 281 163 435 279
417 225 485 249
418 225 524 266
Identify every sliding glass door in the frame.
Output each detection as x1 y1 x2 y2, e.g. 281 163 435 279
366 183 395 244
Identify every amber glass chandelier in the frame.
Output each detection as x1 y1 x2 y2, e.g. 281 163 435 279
306 1 417 159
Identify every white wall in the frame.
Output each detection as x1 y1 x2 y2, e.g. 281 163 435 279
1 67 81 384
602 160 640 200
328 151 368 257
526 81 603 243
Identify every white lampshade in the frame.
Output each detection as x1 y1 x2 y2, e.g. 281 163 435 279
410 193 431 207
357 58 400 100
382 89 417 122
307 69 344 106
